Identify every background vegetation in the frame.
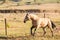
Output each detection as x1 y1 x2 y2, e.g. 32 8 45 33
0 0 60 5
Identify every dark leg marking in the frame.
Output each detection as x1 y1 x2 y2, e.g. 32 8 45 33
30 26 34 35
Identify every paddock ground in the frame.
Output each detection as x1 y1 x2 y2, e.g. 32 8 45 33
0 12 60 40
0 3 60 40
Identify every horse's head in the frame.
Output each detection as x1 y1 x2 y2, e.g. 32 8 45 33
24 13 29 23
24 13 39 23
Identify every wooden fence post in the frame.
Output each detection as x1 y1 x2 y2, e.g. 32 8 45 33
44 13 45 18
4 18 7 36
43 10 46 18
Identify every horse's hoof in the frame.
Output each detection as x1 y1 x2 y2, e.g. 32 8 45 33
31 34 35 36
51 35 54 37
32 34 34 36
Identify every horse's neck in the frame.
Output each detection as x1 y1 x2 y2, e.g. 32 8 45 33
30 14 39 21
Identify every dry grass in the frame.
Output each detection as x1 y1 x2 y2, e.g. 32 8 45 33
0 3 60 40
0 13 60 40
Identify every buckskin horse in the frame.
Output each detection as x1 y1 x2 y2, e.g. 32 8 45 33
23 13 56 36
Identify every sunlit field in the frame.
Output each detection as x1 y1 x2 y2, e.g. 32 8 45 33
0 0 60 39
0 12 60 40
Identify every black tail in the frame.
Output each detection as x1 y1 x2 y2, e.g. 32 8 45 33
51 21 56 29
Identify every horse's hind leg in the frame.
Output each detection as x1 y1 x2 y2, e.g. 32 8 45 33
48 21 54 37
42 28 46 36
49 28 53 37
48 25 53 36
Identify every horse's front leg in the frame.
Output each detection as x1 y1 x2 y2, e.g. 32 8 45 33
30 26 34 36
34 27 37 35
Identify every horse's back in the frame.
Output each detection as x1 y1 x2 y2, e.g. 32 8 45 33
37 18 51 27
38 18 50 22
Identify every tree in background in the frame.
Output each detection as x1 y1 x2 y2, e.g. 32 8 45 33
0 0 21 5
0 0 5 4
34 0 36 4
10 0 21 6
57 0 60 3
0 0 9 4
